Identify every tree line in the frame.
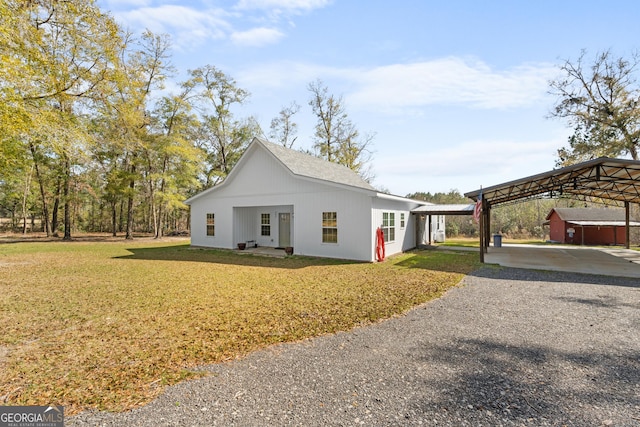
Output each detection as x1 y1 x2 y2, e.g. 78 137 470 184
406 190 600 240
3 1 639 239
0 0 373 238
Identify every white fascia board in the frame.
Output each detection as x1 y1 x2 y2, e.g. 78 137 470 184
375 192 431 205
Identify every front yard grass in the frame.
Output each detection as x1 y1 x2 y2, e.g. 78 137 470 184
0 240 480 414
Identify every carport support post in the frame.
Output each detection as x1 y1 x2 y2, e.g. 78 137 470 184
479 199 490 263
479 208 485 262
485 203 491 250
625 201 630 249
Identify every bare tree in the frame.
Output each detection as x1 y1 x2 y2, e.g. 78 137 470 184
269 101 300 148
549 49 640 165
307 79 374 180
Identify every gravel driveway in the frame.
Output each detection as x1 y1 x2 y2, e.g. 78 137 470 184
70 267 640 426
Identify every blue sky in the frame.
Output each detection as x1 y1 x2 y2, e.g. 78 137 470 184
98 0 640 197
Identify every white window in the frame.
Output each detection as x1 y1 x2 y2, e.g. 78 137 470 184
382 212 395 242
206 213 215 236
322 212 338 243
400 213 405 229
261 213 270 236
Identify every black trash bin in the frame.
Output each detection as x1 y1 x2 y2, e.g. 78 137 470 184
493 234 502 247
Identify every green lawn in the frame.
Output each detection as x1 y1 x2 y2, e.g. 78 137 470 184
0 240 480 414
442 236 640 250
441 237 551 247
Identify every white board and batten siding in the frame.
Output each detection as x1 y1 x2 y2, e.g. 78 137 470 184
372 195 421 257
186 138 430 262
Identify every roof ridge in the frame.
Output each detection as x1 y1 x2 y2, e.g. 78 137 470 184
255 137 376 192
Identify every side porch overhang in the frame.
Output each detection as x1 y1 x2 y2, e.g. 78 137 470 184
411 204 475 245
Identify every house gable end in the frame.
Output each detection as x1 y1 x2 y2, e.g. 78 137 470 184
218 142 312 197
255 138 376 193
186 138 377 204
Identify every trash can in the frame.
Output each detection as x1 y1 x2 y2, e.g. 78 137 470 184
493 234 502 247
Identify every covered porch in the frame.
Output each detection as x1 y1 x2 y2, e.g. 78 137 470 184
233 205 294 250
411 204 475 246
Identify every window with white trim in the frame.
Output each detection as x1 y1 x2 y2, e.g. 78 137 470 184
400 213 405 229
206 213 215 236
261 213 271 236
322 212 338 243
382 212 395 242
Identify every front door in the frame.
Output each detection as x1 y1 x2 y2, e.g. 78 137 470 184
279 213 291 247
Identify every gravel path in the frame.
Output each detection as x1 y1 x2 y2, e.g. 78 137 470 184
70 267 640 426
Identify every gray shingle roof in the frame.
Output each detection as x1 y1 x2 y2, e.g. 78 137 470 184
256 137 376 192
550 208 626 222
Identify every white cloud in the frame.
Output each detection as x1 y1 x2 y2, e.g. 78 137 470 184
235 57 557 113
235 0 332 12
378 136 563 180
235 60 343 88
106 0 332 52
114 5 230 50
102 0 152 8
372 135 568 195
347 57 558 111
231 27 285 47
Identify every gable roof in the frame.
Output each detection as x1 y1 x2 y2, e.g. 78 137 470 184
185 137 376 204
257 138 376 192
547 208 625 222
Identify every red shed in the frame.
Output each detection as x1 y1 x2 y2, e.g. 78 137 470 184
545 208 640 245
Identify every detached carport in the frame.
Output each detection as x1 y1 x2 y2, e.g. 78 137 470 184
465 157 640 263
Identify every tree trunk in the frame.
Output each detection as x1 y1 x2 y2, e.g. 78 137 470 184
62 153 72 240
111 201 117 237
148 173 157 237
89 198 95 232
125 164 136 240
51 177 61 235
118 199 125 232
21 165 34 234
154 156 169 239
155 205 163 238
10 202 18 231
29 143 51 236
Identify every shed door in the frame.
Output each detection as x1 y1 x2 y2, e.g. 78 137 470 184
279 213 291 247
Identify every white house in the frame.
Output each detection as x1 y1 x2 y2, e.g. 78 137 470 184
185 137 442 262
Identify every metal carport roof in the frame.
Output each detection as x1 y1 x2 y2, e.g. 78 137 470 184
463 157 640 261
464 157 640 206
411 204 475 215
